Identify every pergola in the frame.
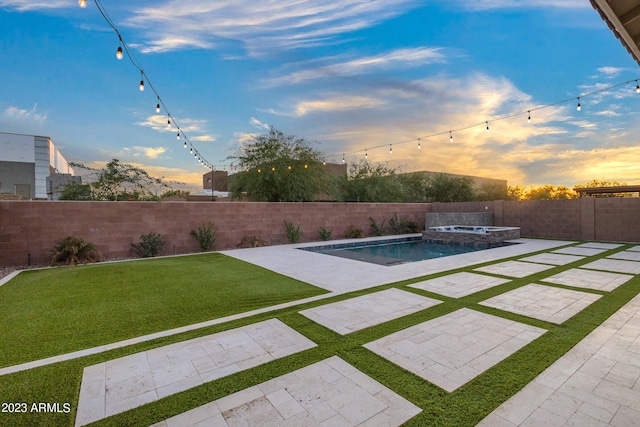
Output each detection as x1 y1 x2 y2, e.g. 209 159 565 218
590 0 640 67
573 185 640 197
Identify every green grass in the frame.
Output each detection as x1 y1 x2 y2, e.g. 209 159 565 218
0 253 326 367
0 243 639 427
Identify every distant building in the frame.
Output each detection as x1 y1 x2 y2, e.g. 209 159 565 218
0 132 78 200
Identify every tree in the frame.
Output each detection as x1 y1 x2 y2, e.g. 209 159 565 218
228 127 330 202
69 159 169 201
58 181 93 200
425 173 475 202
337 158 406 202
525 184 577 200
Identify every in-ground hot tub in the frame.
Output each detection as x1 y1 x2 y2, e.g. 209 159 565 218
422 225 520 247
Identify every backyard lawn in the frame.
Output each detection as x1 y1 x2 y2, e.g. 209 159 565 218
0 244 639 427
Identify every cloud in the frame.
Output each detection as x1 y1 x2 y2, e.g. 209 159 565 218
131 36 214 54
264 47 447 86
191 135 216 142
137 114 208 134
596 66 622 78
0 0 71 11
294 95 385 116
126 0 423 55
132 146 168 159
449 0 587 10
249 117 270 130
3 104 48 124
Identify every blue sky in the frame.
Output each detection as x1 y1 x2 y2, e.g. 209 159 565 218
1 0 639 190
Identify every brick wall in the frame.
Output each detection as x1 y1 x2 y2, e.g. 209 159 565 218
2 198 639 267
0 201 430 266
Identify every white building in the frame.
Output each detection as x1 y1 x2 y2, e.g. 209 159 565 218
0 132 76 199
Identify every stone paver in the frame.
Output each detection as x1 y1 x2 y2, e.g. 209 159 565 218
542 269 633 292
299 288 441 335
479 284 602 324
627 245 640 252
75 319 316 427
552 247 607 256
149 356 421 427
474 261 555 278
581 258 640 275
576 242 624 250
477 292 640 427
364 308 546 392
518 253 584 266
408 272 511 298
607 250 640 261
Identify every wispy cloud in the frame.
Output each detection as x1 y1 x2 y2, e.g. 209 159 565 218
0 0 71 11
294 95 385 116
137 115 208 134
130 146 168 159
126 0 422 56
249 117 270 130
450 0 587 11
264 47 446 86
3 104 48 124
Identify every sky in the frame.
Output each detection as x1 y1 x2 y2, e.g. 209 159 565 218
0 0 639 191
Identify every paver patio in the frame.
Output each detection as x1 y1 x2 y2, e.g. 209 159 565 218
479 283 602 324
477 292 640 427
364 308 546 392
407 272 511 298
581 258 640 275
518 253 584 266
75 319 316 427
552 247 607 256
474 261 556 278
149 356 422 427
542 268 633 292
577 242 624 250
299 288 441 335
607 250 640 261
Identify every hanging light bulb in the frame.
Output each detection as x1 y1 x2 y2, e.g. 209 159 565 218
167 116 171 128
288 165 292 170
418 139 421 150
342 154 345 163
189 147 193 154
389 144 393 154
322 161 326 166
139 72 144 91
449 131 453 143
176 132 180 140
304 164 308 169
486 121 489 133
576 97 581 111
636 81 640 94
116 46 123 60
272 167 276 172
528 111 531 123
365 149 368 159
78 0 86 8
156 98 161 113
183 141 187 149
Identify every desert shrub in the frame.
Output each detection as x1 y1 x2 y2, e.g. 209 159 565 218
50 236 102 266
343 225 364 238
190 222 217 251
318 227 333 241
284 220 303 243
388 213 421 234
130 232 165 258
237 236 269 248
369 217 387 236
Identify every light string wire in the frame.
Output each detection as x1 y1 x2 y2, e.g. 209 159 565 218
86 0 224 171
83 1 639 173
324 77 640 162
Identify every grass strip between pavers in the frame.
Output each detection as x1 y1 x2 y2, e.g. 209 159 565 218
0 242 638 427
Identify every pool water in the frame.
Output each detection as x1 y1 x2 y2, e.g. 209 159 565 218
301 238 512 266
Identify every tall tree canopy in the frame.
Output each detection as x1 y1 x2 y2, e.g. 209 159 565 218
228 127 330 202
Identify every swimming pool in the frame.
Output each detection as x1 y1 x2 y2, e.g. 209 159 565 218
301 237 517 266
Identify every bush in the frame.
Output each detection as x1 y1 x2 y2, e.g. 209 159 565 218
190 222 217 251
343 225 364 238
50 236 102 266
318 227 333 241
388 213 421 234
284 220 303 243
369 217 387 236
130 232 165 258
237 236 269 248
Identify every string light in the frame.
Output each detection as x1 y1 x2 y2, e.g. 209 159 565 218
418 139 421 149
176 132 180 140
156 97 161 113
139 71 144 91
577 97 581 111
636 80 640 93
528 110 531 123
365 149 368 159
449 131 453 143
116 46 123 60
183 141 187 148
342 154 345 163
167 116 171 128
389 144 393 154
486 121 489 133
78 0 86 8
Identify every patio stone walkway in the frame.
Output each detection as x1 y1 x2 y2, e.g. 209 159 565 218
474 261 556 278
518 253 585 266
408 272 511 298
477 292 640 426
299 288 441 335
542 268 633 292
364 308 546 392
577 242 624 250
581 258 640 275
149 356 421 427
479 284 602 324
552 247 607 256
607 250 640 261
75 319 316 427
